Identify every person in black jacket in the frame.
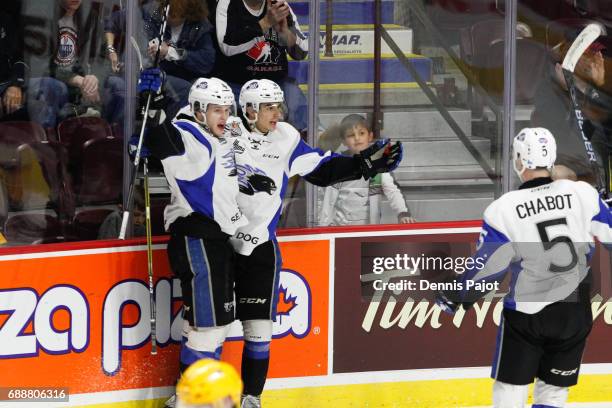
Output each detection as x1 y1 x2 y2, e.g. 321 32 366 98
0 7 27 121
144 0 216 118
215 0 308 131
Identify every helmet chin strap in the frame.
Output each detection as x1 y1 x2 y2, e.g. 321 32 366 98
513 159 527 182
193 105 211 131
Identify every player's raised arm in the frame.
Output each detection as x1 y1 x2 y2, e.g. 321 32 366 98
289 137 404 186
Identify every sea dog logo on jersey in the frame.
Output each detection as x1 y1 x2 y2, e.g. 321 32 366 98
243 174 276 195
236 163 276 195
225 269 312 340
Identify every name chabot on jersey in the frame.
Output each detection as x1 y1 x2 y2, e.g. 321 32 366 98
515 194 573 219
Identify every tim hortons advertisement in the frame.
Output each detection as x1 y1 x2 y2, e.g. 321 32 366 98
333 233 612 374
0 239 328 397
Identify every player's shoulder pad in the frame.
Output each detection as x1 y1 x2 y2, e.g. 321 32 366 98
573 180 600 197
482 196 509 234
276 121 301 140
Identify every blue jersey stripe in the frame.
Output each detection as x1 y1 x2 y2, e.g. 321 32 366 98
175 120 212 155
270 240 283 319
288 139 314 170
177 164 216 220
186 238 215 327
592 198 612 226
267 173 289 239
461 221 511 283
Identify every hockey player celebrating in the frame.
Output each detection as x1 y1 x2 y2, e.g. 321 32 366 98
224 78 403 407
436 127 612 408
175 359 242 408
133 70 247 408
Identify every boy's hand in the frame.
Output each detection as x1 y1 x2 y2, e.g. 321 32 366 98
358 139 403 179
398 212 416 223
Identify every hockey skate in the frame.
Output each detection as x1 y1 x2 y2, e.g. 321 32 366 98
163 394 176 408
240 394 261 408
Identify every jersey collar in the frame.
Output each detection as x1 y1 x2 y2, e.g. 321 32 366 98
519 177 553 190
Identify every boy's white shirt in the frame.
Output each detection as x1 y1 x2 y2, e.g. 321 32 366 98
319 173 408 226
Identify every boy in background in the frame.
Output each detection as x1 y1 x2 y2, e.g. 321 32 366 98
320 114 415 226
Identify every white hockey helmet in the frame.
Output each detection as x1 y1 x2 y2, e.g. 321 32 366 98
239 79 285 124
189 77 235 124
512 127 557 179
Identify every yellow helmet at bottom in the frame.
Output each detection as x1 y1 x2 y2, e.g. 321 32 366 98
176 359 243 408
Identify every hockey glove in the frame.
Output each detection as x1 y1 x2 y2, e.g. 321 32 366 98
435 289 460 315
358 139 403 180
128 134 150 161
137 67 167 112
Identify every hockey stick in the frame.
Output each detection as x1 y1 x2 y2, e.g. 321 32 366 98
561 23 609 199
129 34 157 355
119 4 171 355
120 2 170 240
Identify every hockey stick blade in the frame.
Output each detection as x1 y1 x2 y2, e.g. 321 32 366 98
130 36 144 71
561 22 609 199
562 23 606 73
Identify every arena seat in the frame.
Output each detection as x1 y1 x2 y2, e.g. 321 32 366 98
57 117 113 167
70 208 115 241
594 0 612 22
75 137 123 205
480 38 546 104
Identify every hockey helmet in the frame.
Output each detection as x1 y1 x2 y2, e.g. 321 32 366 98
513 127 557 178
239 79 285 124
189 77 236 124
176 359 242 408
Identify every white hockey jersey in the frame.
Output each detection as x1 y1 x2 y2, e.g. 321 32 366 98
460 177 612 314
159 107 247 235
228 120 335 255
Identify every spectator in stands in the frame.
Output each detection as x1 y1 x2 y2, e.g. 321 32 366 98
104 8 126 74
48 0 126 124
104 0 153 73
0 8 27 121
319 114 415 226
215 0 308 131
144 0 216 118
532 29 611 191
0 2 68 129
98 185 146 239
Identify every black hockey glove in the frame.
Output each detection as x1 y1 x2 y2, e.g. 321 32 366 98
358 139 403 180
435 289 460 315
128 133 151 161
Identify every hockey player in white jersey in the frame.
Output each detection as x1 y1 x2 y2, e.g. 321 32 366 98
226 78 403 407
436 128 612 408
134 70 246 408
